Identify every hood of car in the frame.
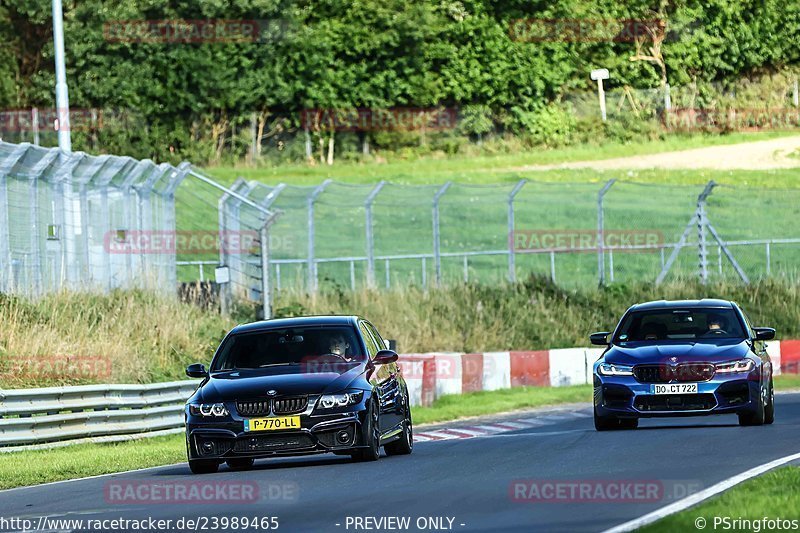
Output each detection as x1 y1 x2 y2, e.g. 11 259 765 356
603 338 752 366
197 362 368 401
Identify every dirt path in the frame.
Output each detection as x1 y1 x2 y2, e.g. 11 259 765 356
516 135 800 171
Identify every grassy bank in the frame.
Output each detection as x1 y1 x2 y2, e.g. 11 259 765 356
277 277 800 353
641 467 800 532
204 131 795 186
2 279 800 387
0 291 232 388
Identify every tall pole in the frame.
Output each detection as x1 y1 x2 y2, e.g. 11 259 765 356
365 180 386 288
432 181 452 286
507 179 527 282
52 0 71 152
597 179 616 286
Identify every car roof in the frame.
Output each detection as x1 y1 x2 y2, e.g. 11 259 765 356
629 299 734 311
231 315 361 334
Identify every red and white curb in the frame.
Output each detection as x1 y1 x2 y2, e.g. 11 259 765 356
413 410 592 443
399 339 798 408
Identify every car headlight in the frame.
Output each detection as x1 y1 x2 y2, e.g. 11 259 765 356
598 363 634 376
715 359 755 374
189 403 229 417
316 391 364 410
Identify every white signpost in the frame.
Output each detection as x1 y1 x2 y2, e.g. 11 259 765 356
590 68 610 122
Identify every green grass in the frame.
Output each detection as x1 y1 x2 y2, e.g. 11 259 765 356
176 169 800 290
276 278 800 353
203 131 796 186
775 375 800 390
641 467 800 532
0 385 590 490
0 433 187 490
1 379 796 490
412 385 591 425
179 130 800 291
5 280 800 387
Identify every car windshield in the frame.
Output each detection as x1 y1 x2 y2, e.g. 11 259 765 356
211 326 365 370
614 308 746 343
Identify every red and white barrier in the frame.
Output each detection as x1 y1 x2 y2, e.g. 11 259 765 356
399 340 797 407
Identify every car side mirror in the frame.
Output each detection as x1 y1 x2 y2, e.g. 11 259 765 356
590 332 611 346
753 327 775 341
373 350 398 365
186 363 208 378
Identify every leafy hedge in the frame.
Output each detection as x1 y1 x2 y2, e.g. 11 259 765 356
2 0 798 162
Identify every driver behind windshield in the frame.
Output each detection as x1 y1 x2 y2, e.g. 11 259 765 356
327 332 354 361
705 314 728 336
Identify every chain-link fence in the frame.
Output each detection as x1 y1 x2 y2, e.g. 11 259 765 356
181 176 800 294
4 141 800 315
0 141 277 317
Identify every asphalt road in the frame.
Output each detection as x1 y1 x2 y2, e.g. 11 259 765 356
2 393 800 533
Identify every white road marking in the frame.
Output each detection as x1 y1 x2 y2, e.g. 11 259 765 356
601 451 800 533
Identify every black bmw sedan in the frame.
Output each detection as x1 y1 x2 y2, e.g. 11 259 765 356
184 315 412 474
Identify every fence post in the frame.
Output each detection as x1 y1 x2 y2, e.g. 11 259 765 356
162 162 190 292
766 242 771 275
0 145 29 292
696 181 716 284
507 179 527 282
432 181 452 286
217 178 249 316
259 183 286 297
656 181 716 285
365 180 386 288
32 108 40 146
260 224 272 320
307 179 332 292
597 179 616 286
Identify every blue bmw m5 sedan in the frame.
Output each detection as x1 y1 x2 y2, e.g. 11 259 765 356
591 299 775 430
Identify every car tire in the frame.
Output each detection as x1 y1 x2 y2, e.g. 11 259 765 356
594 406 621 431
764 380 775 425
385 416 413 456
189 459 219 474
352 401 380 462
226 458 255 470
738 385 766 426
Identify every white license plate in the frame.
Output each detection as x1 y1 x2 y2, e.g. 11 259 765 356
652 383 698 394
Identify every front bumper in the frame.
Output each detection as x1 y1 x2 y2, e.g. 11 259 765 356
593 371 762 418
186 399 371 461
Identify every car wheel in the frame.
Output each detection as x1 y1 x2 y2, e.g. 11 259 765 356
594 405 621 431
764 380 775 425
352 401 380 462
385 414 413 456
226 458 255 470
739 384 766 426
189 459 219 474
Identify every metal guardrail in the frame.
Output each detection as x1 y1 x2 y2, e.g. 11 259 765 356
0 380 197 448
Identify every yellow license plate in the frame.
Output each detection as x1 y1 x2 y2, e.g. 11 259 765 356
244 416 301 432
